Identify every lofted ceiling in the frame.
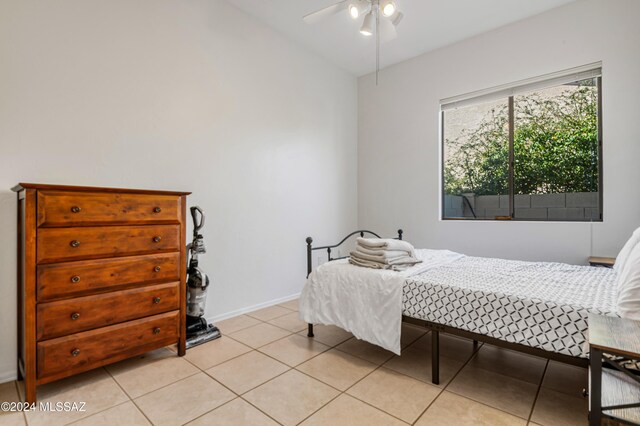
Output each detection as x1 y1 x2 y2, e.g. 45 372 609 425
224 0 579 76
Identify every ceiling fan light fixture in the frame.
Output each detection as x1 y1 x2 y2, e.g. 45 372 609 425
301 0 405 85
380 0 397 18
348 3 361 19
360 11 374 36
391 11 404 27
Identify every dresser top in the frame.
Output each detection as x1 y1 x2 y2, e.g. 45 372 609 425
12 183 191 196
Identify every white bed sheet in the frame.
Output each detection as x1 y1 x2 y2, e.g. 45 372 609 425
299 249 464 354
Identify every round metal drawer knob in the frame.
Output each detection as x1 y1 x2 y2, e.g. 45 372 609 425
152 236 162 243
71 312 80 321
71 275 81 283
153 207 162 213
153 266 161 272
153 327 161 334
70 240 81 248
153 297 161 304
71 348 80 357
70 206 82 213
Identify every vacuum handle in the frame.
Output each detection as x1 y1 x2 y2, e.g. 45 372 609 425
190 206 205 234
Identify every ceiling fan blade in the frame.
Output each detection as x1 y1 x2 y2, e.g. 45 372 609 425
303 0 348 24
380 18 397 42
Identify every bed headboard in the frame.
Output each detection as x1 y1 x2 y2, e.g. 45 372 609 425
305 229 403 277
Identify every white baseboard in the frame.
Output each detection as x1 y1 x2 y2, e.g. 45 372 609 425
207 292 300 323
0 365 17 384
0 293 302 385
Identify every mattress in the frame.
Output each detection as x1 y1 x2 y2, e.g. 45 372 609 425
402 256 619 358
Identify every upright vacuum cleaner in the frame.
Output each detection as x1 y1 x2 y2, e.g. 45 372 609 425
185 206 221 349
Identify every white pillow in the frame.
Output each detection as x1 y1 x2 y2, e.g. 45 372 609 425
615 227 640 272
617 243 640 319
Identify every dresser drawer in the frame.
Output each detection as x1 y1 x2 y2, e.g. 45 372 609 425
37 253 180 301
37 282 180 340
37 311 179 380
37 190 181 227
37 225 180 264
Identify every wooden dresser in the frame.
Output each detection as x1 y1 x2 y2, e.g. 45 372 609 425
12 183 190 403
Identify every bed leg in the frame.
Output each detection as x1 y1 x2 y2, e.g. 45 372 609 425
473 339 478 349
589 348 602 426
307 323 314 338
432 330 440 385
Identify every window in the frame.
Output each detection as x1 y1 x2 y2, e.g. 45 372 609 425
441 65 602 221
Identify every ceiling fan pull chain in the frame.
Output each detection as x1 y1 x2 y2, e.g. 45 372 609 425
376 0 380 85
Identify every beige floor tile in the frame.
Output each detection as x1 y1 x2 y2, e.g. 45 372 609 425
383 342 464 387
216 315 262 334
0 410 25 426
401 323 427 348
259 334 330 367
206 351 289 394
297 349 377 391
410 332 479 362
530 388 588 426
0 381 26 426
184 335 252 370
268 311 307 333
106 348 199 398
300 394 406 426
335 337 395 365
416 391 526 426
135 373 234 426
22 368 128 426
297 324 353 347
246 305 293 321
187 398 278 425
278 299 300 311
69 401 150 426
0 381 18 401
348 367 440 423
447 364 538 419
465 345 547 385
541 361 588 398
243 370 339 426
230 323 292 349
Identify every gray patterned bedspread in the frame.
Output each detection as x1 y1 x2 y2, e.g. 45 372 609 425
403 256 618 357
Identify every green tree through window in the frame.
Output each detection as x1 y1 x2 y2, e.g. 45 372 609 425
442 74 601 222
444 81 598 196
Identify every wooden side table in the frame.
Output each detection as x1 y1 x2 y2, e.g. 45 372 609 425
588 257 616 268
589 313 640 425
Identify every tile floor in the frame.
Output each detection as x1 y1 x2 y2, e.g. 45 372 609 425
0 299 589 425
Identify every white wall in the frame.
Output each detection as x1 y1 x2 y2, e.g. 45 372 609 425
0 0 357 382
358 0 640 263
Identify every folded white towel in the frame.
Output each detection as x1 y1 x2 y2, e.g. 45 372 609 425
350 250 408 263
350 251 421 266
385 256 423 266
348 256 385 269
355 246 411 258
357 238 416 257
348 256 416 272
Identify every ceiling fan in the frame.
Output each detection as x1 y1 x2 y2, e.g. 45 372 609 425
303 0 404 84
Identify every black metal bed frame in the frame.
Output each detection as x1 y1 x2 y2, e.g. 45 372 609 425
304 229 588 385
